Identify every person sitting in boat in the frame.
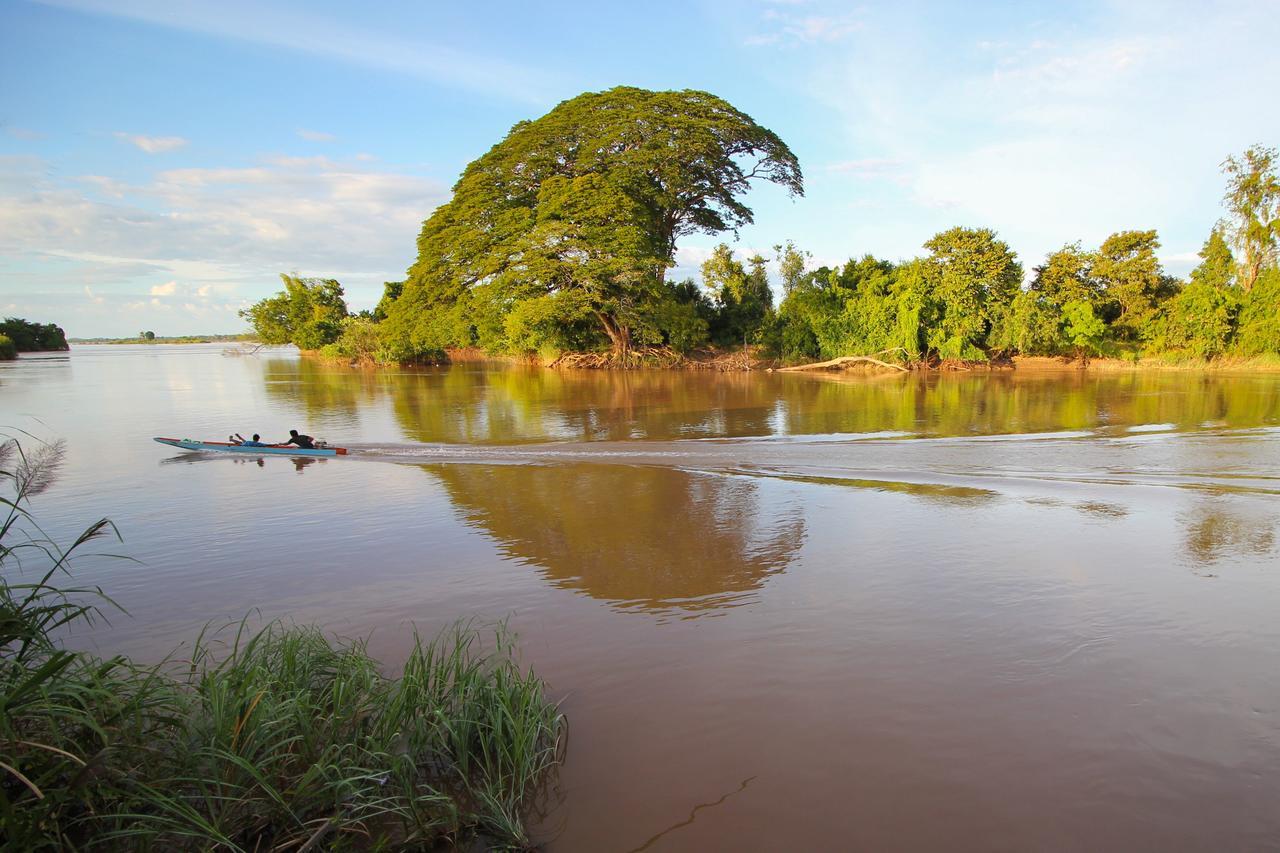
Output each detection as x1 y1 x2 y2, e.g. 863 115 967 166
282 429 316 449
233 433 267 447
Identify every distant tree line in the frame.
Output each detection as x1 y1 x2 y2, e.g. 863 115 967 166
238 86 1280 367
0 318 69 359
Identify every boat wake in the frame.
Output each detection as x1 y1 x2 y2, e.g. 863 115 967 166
328 424 1280 501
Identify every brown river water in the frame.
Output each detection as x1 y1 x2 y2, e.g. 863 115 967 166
3 344 1280 850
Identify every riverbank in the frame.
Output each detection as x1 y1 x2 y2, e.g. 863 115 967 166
1012 354 1280 373
315 344 771 371
311 344 1280 375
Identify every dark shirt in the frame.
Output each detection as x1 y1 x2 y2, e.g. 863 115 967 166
286 434 315 449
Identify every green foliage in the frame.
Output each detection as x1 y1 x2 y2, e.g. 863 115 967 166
775 240 810 298
1151 281 1238 359
239 274 348 350
0 318 69 352
384 86 802 359
317 316 388 363
701 245 774 346
1060 300 1108 359
0 439 563 850
1090 230 1173 341
992 289 1065 355
1234 268 1280 355
326 139 1280 366
1190 226 1236 290
1031 243 1098 308
373 280 404 321
827 255 901 358
644 281 711 353
1221 145 1279 291
0 334 14 360
919 228 1022 360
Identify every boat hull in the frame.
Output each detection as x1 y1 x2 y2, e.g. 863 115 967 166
153 437 347 456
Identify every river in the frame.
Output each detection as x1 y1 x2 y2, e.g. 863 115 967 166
3 344 1279 850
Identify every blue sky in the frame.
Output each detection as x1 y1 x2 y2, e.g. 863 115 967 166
2 0 1278 337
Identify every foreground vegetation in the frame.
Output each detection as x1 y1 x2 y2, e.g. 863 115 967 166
0 440 563 850
238 86 1279 369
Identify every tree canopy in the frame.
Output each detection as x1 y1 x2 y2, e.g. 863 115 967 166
0 318 69 352
277 127 1277 368
240 275 348 350
1221 145 1280 291
382 86 803 359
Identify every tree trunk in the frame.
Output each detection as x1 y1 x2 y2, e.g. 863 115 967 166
1242 255 1261 292
596 312 631 355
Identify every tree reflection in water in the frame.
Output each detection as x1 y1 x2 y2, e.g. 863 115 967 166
1182 501 1277 568
260 357 1280 444
427 463 805 614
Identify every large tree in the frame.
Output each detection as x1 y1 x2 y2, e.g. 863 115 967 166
1030 243 1098 307
1091 230 1172 341
239 274 348 350
1221 145 1280 291
918 227 1022 360
386 87 803 357
700 244 774 346
1189 226 1236 291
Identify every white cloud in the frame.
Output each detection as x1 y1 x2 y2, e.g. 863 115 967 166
83 285 104 304
297 129 335 142
0 153 449 325
37 0 563 104
747 7 863 47
788 1 1280 271
114 132 189 154
826 158 908 180
4 126 43 141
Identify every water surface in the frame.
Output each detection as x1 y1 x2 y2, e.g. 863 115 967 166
3 345 1279 850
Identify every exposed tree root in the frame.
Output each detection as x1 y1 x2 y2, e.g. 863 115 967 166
548 346 766 371
549 347 689 370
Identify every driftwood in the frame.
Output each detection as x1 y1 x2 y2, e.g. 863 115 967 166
776 355 908 373
222 342 267 357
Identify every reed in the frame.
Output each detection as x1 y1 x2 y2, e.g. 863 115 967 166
0 437 564 850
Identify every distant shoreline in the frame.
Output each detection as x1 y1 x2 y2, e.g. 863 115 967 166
68 335 257 345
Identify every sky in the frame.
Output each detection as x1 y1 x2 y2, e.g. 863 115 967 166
1 0 1278 338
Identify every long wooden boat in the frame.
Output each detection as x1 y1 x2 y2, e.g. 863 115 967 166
153 437 348 457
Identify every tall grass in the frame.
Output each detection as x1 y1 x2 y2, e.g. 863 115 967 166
0 437 564 850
